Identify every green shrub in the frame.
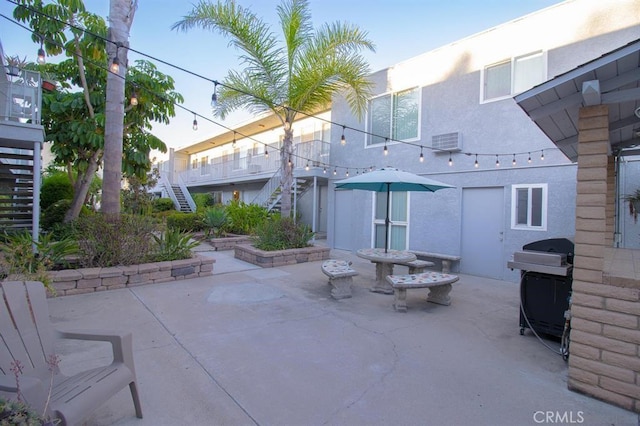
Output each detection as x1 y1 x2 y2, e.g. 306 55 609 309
253 216 314 251
192 192 215 211
225 200 269 235
202 206 228 238
0 230 79 292
151 228 199 261
166 212 204 232
73 214 157 267
40 172 73 210
152 197 175 212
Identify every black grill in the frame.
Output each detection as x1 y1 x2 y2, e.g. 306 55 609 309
508 238 573 338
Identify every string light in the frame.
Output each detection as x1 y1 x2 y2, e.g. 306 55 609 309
340 126 346 146
211 82 218 107
37 37 45 64
419 146 424 163
192 113 198 131
512 154 516 166
495 155 500 167
265 147 269 158
333 167 337 176
305 161 310 171
528 152 532 163
232 131 236 148
448 152 453 167
540 150 545 160
130 89 138 106
383 139 388 156
346 168 349 177
323 166 327 174
110 43 120 73
474 154 479 168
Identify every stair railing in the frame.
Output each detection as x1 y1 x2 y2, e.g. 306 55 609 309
251 168 282 209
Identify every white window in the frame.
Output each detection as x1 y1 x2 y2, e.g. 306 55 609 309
374 191 409 250
511 184 547 230
367 87 420 146
482 51 546 102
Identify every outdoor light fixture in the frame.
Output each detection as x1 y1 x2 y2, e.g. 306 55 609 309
211 82 218 107
305 162 310 171
474 154 479 168
448 152 453 166
265 148 269 158
130 90 138 106
333 168 337 175
383 139 388 156
346 169 349 177
110 55 120 73
341 126 346 145
192 114 198 131
528 152 532 163
495 155 500 167
512 154 516 166
540 150 545 161
37 38 45 64
323 166 327 174
419 147 424 163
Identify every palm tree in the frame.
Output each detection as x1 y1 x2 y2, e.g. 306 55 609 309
172 0 375 218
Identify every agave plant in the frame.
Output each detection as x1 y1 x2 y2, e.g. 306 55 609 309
202 206 228 238
151 229 199 262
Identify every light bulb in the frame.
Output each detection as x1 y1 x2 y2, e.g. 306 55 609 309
110 56 120 73
37 47 45 64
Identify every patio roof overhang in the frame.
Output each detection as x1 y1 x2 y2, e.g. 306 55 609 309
514 39 640 162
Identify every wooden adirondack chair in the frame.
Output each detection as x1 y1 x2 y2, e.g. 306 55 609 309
0 281 143 425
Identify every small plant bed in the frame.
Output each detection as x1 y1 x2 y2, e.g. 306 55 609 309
234 243 329 268
209 234 254 251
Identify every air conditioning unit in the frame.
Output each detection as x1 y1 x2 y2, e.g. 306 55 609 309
432 132 461 152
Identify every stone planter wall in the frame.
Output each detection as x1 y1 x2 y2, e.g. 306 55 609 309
48 255 215 297
209 235 254 251
234 243 330 268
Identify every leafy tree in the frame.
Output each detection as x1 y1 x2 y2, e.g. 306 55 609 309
13 0 183 221
172 0 374 218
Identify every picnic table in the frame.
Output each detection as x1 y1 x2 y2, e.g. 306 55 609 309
356 248 416 294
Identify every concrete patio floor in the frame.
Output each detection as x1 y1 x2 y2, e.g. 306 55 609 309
47 244 638 426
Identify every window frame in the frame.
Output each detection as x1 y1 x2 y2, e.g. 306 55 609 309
511 183 548 231
366 87 421 147
481 51 546 103
372 191 410 250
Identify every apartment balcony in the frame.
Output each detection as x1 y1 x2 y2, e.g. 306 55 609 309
177 139 330 188
0 65 44 233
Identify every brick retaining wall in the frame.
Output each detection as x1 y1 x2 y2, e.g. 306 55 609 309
48 255 215 297
234 244 330 268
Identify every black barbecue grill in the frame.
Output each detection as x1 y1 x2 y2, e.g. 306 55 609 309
508 238 574 339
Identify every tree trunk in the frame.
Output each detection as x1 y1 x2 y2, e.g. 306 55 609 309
280 121 293 218
64 151 101 223
102 0 137 216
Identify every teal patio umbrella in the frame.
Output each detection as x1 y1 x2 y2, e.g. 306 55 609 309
335 167 454 252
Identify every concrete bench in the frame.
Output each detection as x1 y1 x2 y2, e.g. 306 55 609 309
409 251 461 273
385 272 460 312
393 259 435 274
321 259 359 299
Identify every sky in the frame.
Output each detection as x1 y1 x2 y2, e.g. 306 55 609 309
0 0 566 156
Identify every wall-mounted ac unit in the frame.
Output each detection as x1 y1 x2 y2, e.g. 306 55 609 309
432 132 461 152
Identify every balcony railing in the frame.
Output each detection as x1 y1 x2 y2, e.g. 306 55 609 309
177 139 330 186
0 69 42 124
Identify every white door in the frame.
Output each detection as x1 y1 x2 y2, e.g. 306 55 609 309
461 187 504 279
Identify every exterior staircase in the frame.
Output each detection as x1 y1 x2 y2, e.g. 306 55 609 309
171 184 193 212
252 169 312 213
0 151 35 231
159 175 195 212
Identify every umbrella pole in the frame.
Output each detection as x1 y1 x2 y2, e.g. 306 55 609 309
385 184 390 253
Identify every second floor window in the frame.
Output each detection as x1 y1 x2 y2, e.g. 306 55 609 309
367 87 420 147
482 51 546 102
